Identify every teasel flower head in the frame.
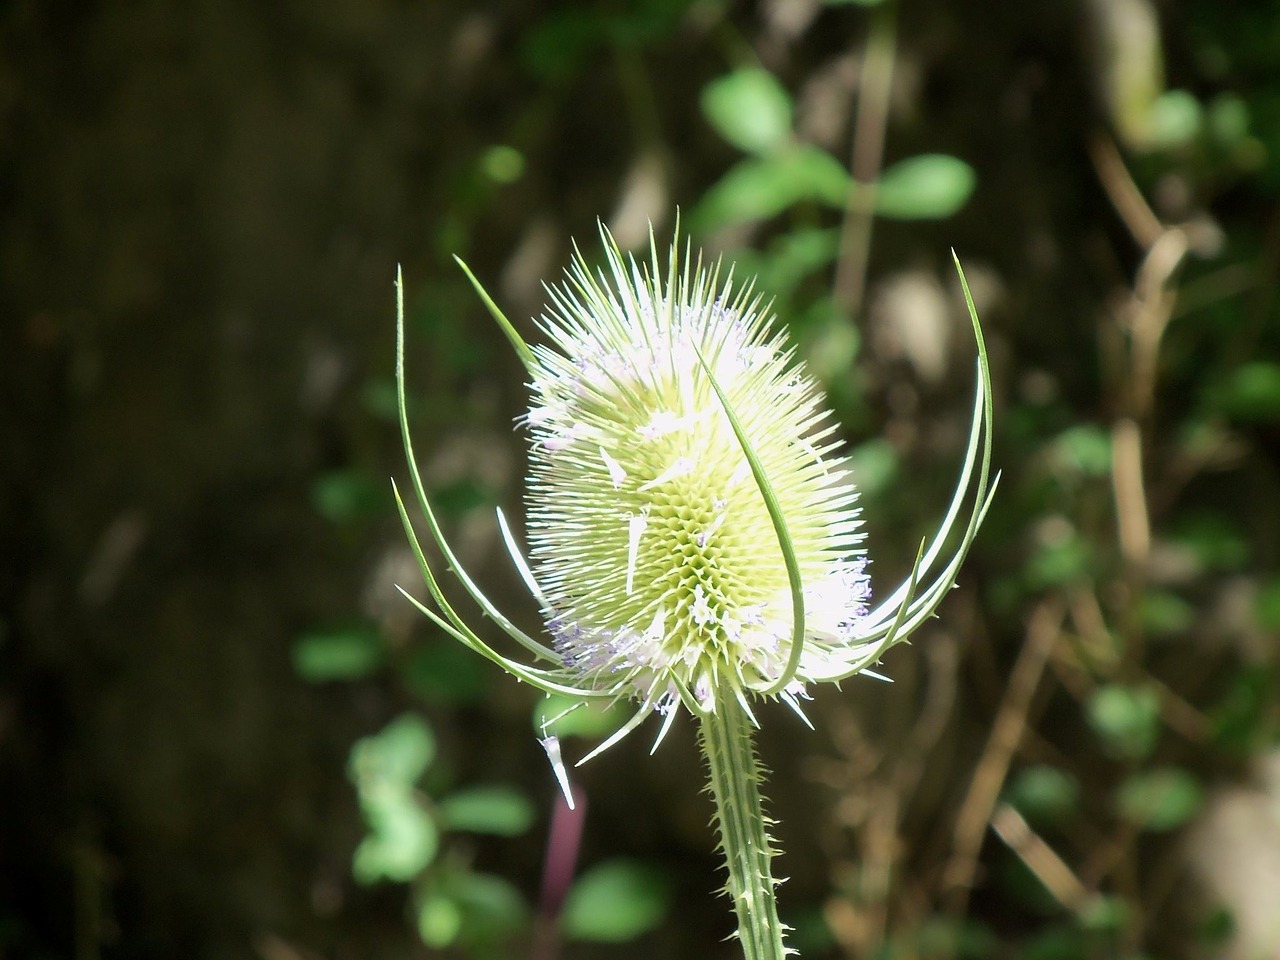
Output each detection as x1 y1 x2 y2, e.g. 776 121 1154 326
394 225 995 785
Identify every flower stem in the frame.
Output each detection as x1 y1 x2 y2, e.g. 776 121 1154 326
700 691 788 960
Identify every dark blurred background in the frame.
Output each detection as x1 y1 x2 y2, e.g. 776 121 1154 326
3 1 1279 958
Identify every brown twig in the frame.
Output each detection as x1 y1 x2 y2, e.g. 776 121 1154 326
832 0 897 321
942 598 1065 916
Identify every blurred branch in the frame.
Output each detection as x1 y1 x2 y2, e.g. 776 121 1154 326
833 0 898 321
942 598 1065 917
990 803 1091 911
1088 134 1161 250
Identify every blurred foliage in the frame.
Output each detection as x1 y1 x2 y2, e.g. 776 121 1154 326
5 0 1280 958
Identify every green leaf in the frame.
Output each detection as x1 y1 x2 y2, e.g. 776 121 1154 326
1115 768 1204 831
1170 514 1249 572
701 68 793 155
875 154 975 220
1078 894 1131 933
479 144 525 184
312 469 385 523
438 786 535 836
1004 765 1080 827
846 438 899 500
1139 590 1195 638
692 146 850 229
348 714 436 788
561 859 672 943
1209 665 1274 754
1026 530 1095 589
417 891 462 948
1256 577 1280 630
448 872 529 946
403 641 489 706
1087 684 1161 760
1216 361 1280 423
353 794 438 883
1051 425 1112 478
292 627 384 682
1146 89 1203 149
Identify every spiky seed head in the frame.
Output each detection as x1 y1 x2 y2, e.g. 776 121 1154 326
522 233 871 715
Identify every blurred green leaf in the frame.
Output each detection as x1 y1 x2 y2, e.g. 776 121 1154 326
1256 576 1280 629
1146 89 1203 149
823 0 888 5
360 378 400 421
417 891 462 948
1208 93 1250 146
431 476 492 517
1216 361 1280 423
1051 425 1112 478
701 68 793 155
293 627 384 682
1026 530 1095 588
448 872 529 946
480 145 525 184
353 793 438 883
846 438 899 500
562 859 672 942
1087 685 1161 760
438 786 535 836
1170 514 1249 572
1078 894 1130 933
404 641 489 706
312 469 385 523
875 154 975 220
760 227 841 297
349 714 436 787
692 146 850 229
1210 665 1275 754
1115 768 1204 831
1139 590 1195 638
1005 765 1081 827
1020 924 1089 960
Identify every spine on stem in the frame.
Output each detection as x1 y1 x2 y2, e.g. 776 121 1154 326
700 690 789 960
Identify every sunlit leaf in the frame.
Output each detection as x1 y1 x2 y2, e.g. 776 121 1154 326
353 795 438 883
692 147 850 229
875 154 975 220
348 714 436 787
562 859 672 942
701 68 793 155
1146 89 1203 149
417 891 462 948
438 785 535 836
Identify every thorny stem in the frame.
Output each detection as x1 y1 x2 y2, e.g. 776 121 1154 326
700 687 787 960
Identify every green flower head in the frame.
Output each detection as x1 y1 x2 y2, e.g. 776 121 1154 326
395 225 994 778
